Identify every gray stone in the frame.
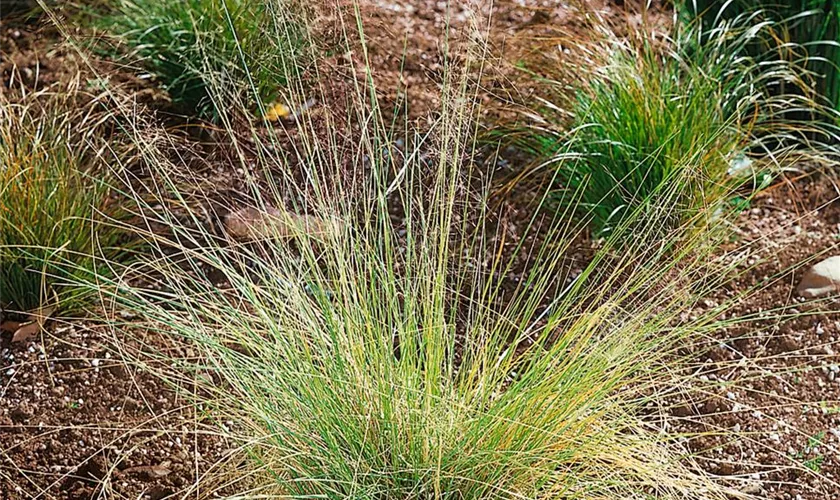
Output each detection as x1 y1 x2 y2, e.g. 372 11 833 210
797 256 840 298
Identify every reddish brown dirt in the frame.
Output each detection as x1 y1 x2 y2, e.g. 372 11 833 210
0 322 234 499
350 0 670 122
664 175 840 499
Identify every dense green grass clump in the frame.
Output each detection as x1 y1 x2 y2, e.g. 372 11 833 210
684 1 840 112
562 46 739 235
0 99 126 313
99 0 308 115
111 131 734 499
541 20 823 236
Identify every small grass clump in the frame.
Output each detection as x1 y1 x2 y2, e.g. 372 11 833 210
98 0 309 116
529 19 827 237
0 98 126 314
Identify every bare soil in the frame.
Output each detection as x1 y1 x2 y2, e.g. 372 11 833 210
0 323 232 499
667 176 840 499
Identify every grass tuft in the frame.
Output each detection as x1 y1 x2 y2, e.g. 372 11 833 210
519 17 833 237
97 0 310 116
0 96 128 314
80 10 760 498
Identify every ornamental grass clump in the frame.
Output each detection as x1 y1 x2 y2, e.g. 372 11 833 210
0 97 127 314
98 0 309 116
87 13 761 498
108 119 736 499
534 18 832 237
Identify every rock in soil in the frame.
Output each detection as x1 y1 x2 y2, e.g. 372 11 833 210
798 255 840 298
224 205 343 241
